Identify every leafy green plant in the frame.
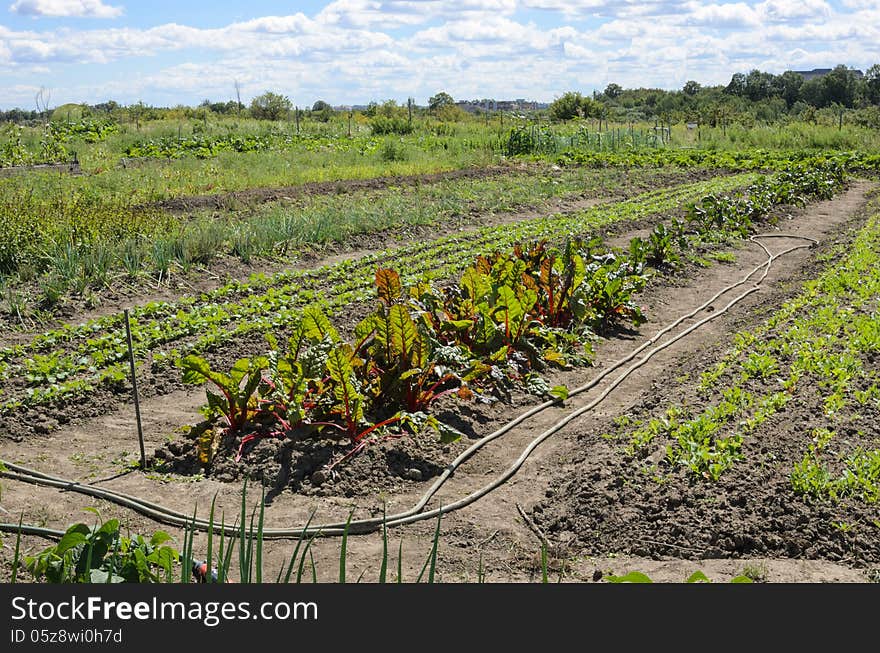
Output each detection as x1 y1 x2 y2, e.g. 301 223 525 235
180 354 267 432
25 514 178 583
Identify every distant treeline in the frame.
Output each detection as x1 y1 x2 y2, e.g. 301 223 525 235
553 64 880 126
2 63 879 127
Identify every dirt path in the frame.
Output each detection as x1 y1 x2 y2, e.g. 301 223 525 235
2 180 877 583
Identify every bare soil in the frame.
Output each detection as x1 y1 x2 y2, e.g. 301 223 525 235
2 180 878 584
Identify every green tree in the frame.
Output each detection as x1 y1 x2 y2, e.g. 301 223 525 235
821 65 859 107
866 64 880 104
549 91 601 121
800 78 825 107
725 72 747 96
682 80 701 96
311 100 334 122
604 83 623 99
775 71 804 107
428 92 455 111
744 69 776 101
250 91 293 120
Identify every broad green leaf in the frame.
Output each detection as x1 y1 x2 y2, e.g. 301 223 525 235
89 569 125 583
605 571 653 583
433 420 464 444
326 345 365 426
55 531 88 555
461 267 490 302
180 354 230 389
150 531 173 547
96 519 120 536
389 304 418 363
549 385 569 401
302 305 338 342
544 349 568 368
686 571 712 583
496 286 525 339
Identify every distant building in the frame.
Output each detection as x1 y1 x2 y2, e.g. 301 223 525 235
793 67 864 81
454 99 548 114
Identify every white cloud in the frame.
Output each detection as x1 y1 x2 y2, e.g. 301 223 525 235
316 0 517 28
9 0 123 18
757 0 831 22
682 2 760 28
840 0 880 8
1 1 879 109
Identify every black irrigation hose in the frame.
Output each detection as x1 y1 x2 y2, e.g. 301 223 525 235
0 233 819 540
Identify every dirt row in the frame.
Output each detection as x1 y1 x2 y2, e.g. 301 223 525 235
2 180 877 583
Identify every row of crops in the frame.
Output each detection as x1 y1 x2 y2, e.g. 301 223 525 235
0 166 847 459
8 112 880 171
554 148 880 172
622 191 880 500
0 174 757 414
0 119 117 167
123 131 381 159
176 162 846 471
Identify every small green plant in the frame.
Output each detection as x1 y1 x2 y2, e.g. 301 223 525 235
709 251 737 263
24 513 178 583
742 352 779 380
605 569 753 583
379 139 408 162
740 562 768 583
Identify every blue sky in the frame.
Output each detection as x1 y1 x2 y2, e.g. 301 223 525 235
1 0 878 110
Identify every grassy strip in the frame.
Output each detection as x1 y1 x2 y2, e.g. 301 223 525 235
553 148 880 172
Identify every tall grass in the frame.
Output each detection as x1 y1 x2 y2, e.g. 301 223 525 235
679 122 880 151
0 165 688 295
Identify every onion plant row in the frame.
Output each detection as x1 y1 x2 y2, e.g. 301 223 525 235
0 164 691 285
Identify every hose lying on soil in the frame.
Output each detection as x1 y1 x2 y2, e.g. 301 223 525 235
0 233 818 541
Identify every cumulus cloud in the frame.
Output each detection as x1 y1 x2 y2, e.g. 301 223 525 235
316 0 518 28
681 2 760 28
757 0 831 22
9 0 123 18
1 0 878 109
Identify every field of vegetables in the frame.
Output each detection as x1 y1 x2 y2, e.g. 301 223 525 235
1 115 879 583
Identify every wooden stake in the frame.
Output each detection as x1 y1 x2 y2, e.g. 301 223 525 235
124 309 147 469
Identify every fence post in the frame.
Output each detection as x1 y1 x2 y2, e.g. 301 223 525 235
124 309 147 470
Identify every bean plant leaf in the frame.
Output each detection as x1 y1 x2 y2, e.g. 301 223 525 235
549 385 569 401
605 571 653 583
686 571 712 583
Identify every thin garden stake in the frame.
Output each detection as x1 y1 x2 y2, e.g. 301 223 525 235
124 309 146 469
